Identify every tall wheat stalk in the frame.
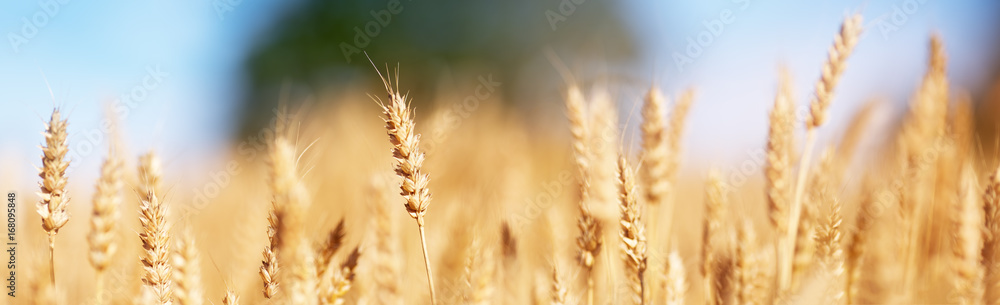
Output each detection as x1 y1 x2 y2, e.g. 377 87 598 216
783 14 862 292
268 134 317 305
702 171 726 305
952 165 983 305
37 108 71 287
375 67 437 305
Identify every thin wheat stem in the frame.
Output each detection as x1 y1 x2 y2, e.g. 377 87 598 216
418 222 437 304
782 129 817 292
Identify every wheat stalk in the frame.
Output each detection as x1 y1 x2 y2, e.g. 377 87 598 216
88 143 122 305
173 227 203 305
619 156 647 305
374 67 437 305
783 14 863 293
138 152 173 305
37 108 71 287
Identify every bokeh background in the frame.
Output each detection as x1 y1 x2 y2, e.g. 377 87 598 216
1 0 999 199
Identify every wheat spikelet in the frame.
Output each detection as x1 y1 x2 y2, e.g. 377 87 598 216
702 171 725 305
138 152 173 305
984 166 1000 305
662 251 687 305
316 219 347 280
619 156 647 305
766 71 795 236
88 143 122 304
37 108 71 287
322 247 360 305
550 266 567 305
222 290 239 305
173 227 203 305
815 197 845 305
950 165 983 305
375 68 437 304
806 14 863 129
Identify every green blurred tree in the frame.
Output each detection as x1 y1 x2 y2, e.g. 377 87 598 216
239 0 637 137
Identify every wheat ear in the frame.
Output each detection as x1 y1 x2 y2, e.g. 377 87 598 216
662 251 687 305
815 197 845 304
984 166 1000 304
369 176 402 305
702 171 725 305
138 152 173 305
551 265 568 305
640 85 669 208
662 89 695 244
267 135 317 305
952 165 984 305
567 84 602 305
323 247 360 305
783 14 862 293
88 143 122 305
315 219 346 304
736 221 767 305
375 68 437 305
37 108 71 287
173 227 203 305
619 156 648 305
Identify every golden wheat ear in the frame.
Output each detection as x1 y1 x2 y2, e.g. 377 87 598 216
618 156 647 305
377 67 437 305
37 108 70 288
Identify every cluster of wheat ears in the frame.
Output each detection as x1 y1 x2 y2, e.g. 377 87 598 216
20 14 1000 305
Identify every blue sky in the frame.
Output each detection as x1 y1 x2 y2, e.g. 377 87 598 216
1 0 997 186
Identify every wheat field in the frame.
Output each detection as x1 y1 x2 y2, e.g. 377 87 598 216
8 14 1000 305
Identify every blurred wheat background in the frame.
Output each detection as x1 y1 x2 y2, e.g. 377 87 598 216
2 1 1000 305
